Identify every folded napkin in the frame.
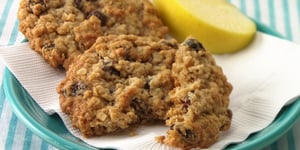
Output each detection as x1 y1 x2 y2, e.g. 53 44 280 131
0 32 300 149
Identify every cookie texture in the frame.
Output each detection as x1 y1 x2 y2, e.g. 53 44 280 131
163 38 232 149
57 35 232 149
18 0 168 69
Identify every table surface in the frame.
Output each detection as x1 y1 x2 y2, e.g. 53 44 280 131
1 0 300 150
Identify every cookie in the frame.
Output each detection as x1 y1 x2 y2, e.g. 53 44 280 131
57 35 232 149
18 0 168 69
162 38 233 149
57 35 178 136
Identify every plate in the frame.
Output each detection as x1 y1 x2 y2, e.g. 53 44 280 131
3 21 300 150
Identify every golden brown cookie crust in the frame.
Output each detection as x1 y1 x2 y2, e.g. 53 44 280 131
18 0 168 69
163 38 232 149
57 35 232 149
57 35 178 136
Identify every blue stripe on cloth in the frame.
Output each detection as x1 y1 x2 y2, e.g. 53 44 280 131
22 129 33 150
8 20 19 45
0 0 13 38
0 83 6 116
239 0 247 14
287 130 296 150
5 114 18 150
41 140 49 150
1 0 18 116
282 0 293 40
254 0 261 21
268 0 276 29
3 3 28 150
297 0 300 32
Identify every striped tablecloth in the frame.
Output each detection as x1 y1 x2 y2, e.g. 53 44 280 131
0 0 300 149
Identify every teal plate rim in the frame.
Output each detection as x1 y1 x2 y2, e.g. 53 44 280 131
3 21 300 150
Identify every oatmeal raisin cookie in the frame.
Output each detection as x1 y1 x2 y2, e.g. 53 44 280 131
18 0 168 69
57 35 232 149
57 35 177 136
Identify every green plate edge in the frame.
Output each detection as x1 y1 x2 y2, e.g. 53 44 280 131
3 75 98 150
3 21 300 150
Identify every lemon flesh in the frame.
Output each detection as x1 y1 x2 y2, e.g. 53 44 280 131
153 0 256 54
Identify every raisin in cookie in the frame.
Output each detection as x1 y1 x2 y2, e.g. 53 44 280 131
18 0 168 69
160 38 233 149
57 35 232 149
57 35 178 136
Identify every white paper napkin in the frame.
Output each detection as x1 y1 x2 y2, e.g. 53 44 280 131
0 32 300 150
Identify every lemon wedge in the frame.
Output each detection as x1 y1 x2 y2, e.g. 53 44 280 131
153 0 256 54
